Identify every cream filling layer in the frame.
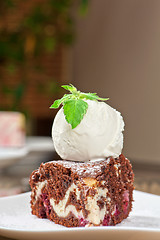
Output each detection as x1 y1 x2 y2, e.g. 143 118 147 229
85 187 108 225
50 183 82 219
35 180 47 200
35 181 109 225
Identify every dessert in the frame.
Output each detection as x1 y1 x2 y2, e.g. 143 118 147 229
0 111 25 147
29 84 134 227
30 155 133 227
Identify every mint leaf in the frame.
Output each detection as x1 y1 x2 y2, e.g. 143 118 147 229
61 84 77 93
50 84 109 129
63 99 88 129
50 94 71 109
50 99 63 109
80 92 109 101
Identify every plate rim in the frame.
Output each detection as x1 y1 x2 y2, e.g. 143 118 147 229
0 225 160 233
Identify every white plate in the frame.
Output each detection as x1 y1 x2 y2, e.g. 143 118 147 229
0 137 55 168
0 190 160 240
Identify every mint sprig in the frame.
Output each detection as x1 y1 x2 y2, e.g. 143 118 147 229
50 84 109 129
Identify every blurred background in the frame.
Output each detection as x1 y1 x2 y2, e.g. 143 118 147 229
0 0 160 197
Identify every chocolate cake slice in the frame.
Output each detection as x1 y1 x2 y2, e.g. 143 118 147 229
29 154 134 227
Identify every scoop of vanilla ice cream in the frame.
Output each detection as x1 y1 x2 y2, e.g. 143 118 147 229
52 100 124 162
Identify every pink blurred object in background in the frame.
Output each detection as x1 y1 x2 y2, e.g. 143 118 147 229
0 112 26 147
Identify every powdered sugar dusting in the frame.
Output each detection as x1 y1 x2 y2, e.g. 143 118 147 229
45 158 111 178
